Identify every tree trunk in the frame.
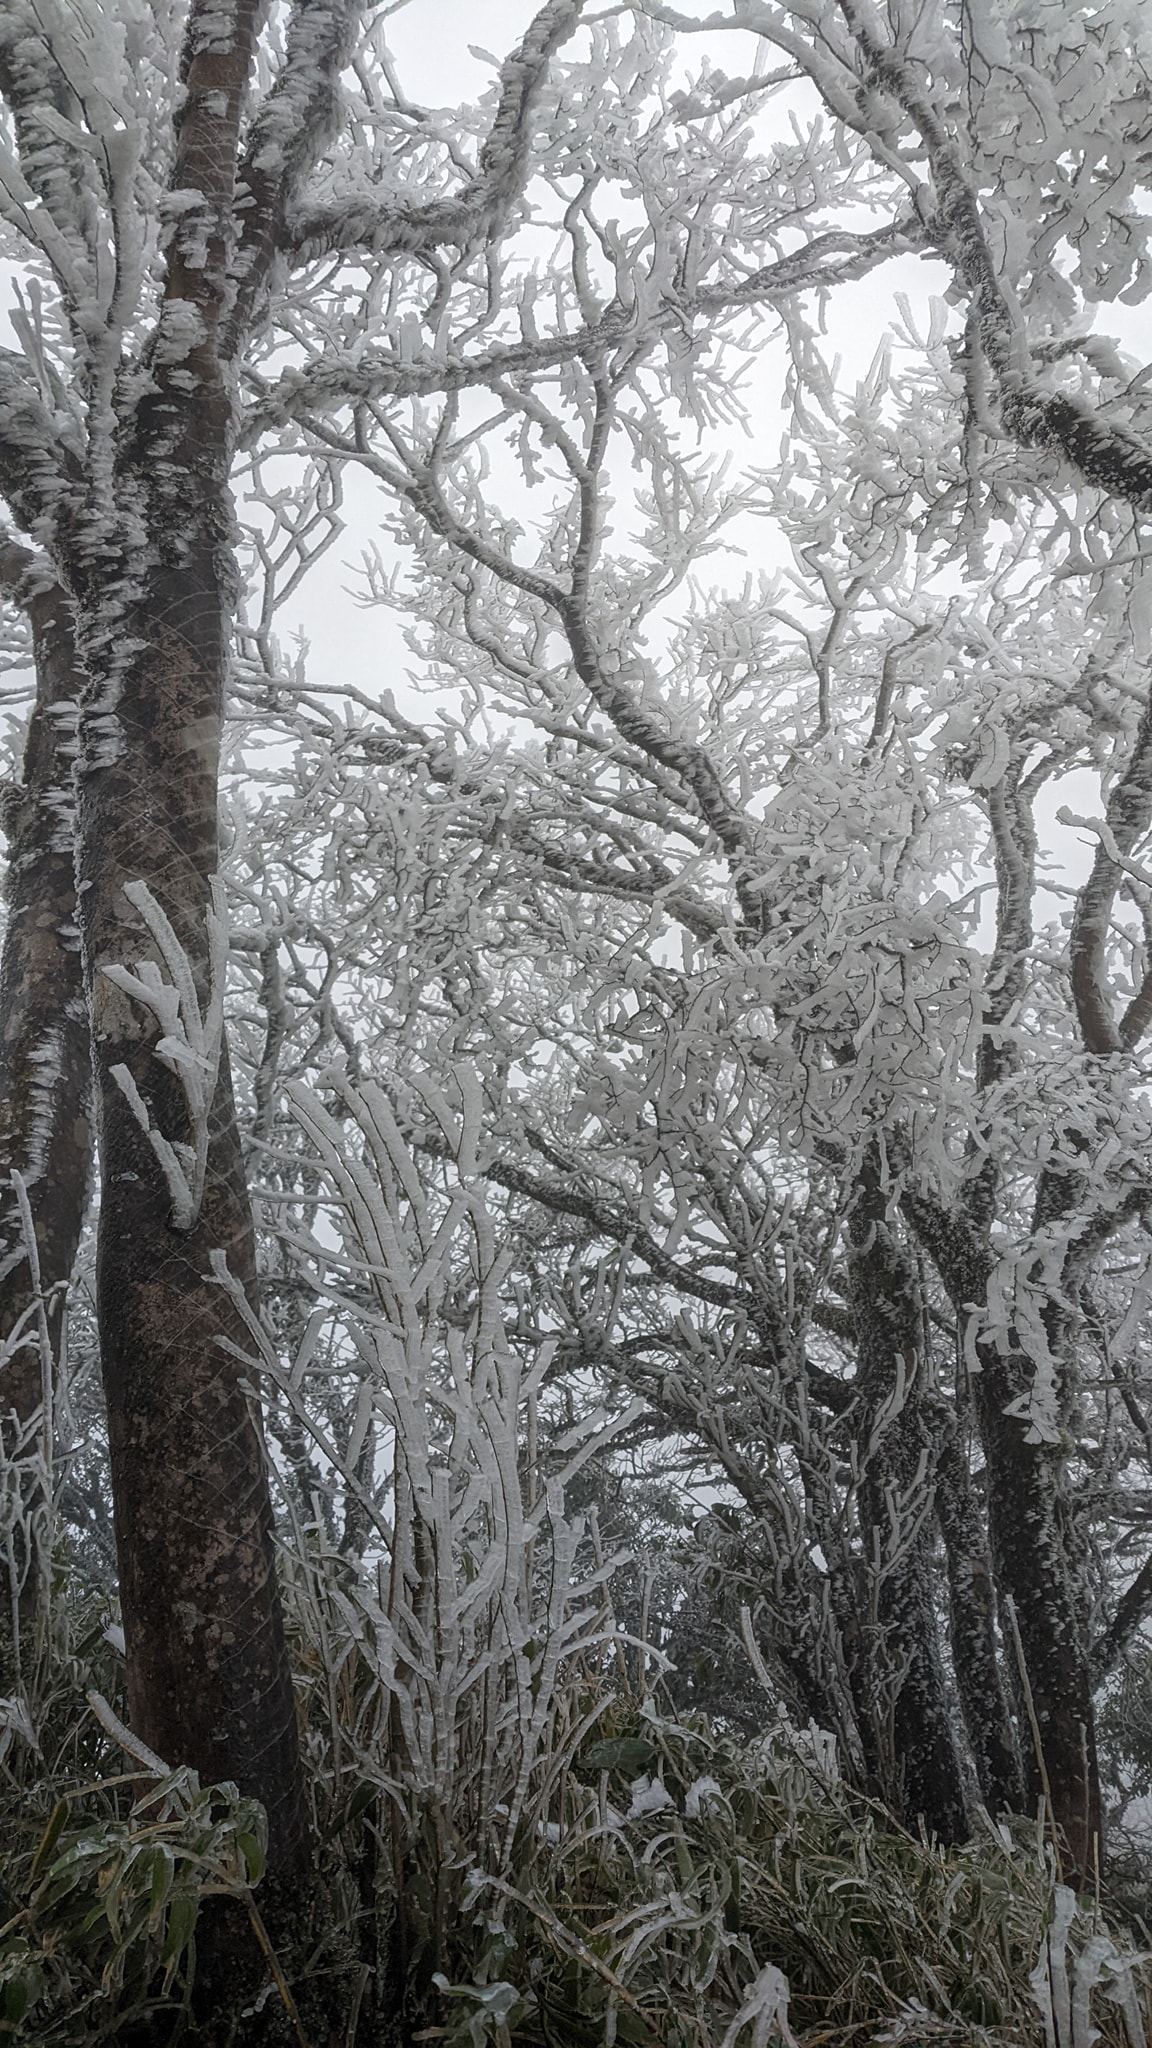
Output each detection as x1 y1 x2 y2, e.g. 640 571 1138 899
70 523 308 1877
905 1192 1100 1884
0 547 91 1680
976 1352 1099 1879
847 1153 968 1843
54 0 309 1880
933 1411 1023 1815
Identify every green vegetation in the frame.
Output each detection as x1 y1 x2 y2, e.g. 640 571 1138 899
2 1593 1146 2047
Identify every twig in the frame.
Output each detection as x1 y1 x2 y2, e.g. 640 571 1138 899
1003 1597 1062 1883
86 1689 170 1776
245 1894 315 2048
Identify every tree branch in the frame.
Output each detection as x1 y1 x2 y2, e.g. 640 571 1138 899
835 0 1152 509
1090 1552 1152 1681
0 351 77 538
284 0 588 262
487 1156 748 1312
1069 688 1152 1054
241 218 916 442
224 0 361 357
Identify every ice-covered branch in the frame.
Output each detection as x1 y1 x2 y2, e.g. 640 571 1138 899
508 827 726 941
1090 1551 1152 1681
1067 691 1152 1054
104 879 228 1231
394 455 755 881
830 0 1152 509
0 5 104 307
225 0 360 355
283 0 588 264
0 351 77 537
488 1157 749 1313
241 218 914 442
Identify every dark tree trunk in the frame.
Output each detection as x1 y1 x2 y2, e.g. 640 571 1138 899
933 1411 1023 1815
905 1192 1100 1884
0 552 90 1422
847 1151 968 1843
976 1349 1099 1879
55 0 309 1879
0 547 91 1678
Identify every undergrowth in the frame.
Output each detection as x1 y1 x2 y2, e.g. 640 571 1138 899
1 1628 1148 2048
2 1082 1148 2045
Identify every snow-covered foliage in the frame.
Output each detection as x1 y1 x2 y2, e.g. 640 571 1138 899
218 1068 643 1881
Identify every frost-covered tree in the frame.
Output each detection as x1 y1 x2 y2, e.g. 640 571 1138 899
0 0 908 1908
3 4 1152 2009
228 0 1152 1887
253 285 1152 1880
0 0 640 1910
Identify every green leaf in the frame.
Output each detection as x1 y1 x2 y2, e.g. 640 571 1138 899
724 1858 742 1935
237 1831 265 1885
29 1801 69 1882
613 2007 656 2046
0 1975 29 2027
161 1889 198 1970
324 1780 377 1842
149 1843 176 1913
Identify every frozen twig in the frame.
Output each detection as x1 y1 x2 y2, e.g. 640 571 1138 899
105 879 228 1230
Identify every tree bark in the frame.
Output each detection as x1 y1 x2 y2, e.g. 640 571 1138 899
68 424 310 1876
0 550 90 1424
933 1410 1023 1815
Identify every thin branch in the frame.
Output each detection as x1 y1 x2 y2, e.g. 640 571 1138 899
1069 688 1152 1054
488 1157 747 1312
1090 1553 1152 1681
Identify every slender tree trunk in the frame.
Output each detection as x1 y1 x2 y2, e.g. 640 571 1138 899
847 1152 968 1843
933 1412 1023 1815
905 1193 1099 1883
0 545 91 1678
